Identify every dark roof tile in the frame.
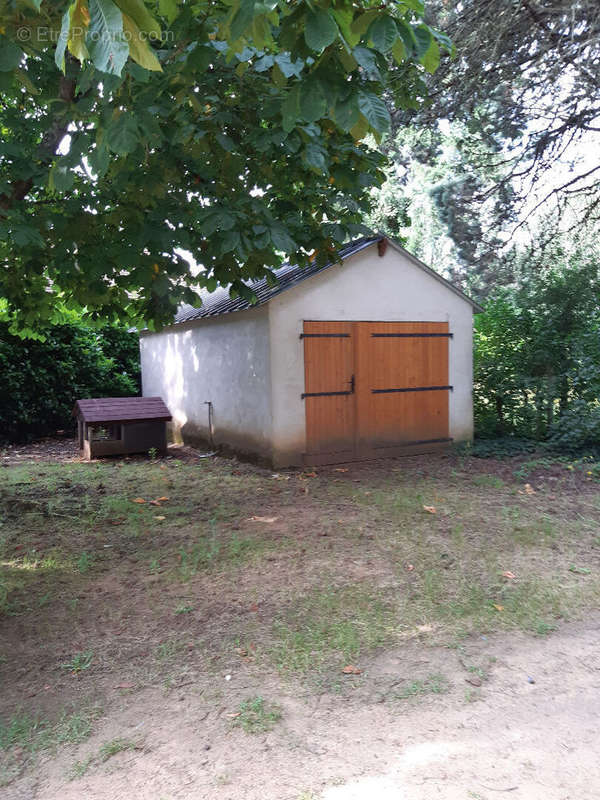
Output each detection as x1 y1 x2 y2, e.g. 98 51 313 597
74 397 172 424
174 236 380 325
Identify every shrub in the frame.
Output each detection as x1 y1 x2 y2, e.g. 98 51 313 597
473 245 600 446
0 322 140 442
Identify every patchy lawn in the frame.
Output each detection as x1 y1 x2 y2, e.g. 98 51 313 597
1 441 600 799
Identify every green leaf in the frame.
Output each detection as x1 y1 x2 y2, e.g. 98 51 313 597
396 19 416 53
350 113 369 141
367 16 397 53
219 228 241 254
350 10 378 38
49 163 75 193
421 37 440 73
413 25 432 58
12 224 45 248
69 0 91 63
333 92 359 132
353 46 381 81
357 91 390 133
122 13 161 71
230 0 256 41
271 62 287 88
158 0 177 23
216 131 236 151
299 81 327 123
88 142 110 176
332 7 356 45
115 0 161 36
86 0 129 76
402 0 425 12
391 38 406 66
270 224 295 252
55 8 71 72
304 9 338 52
186 44 212 73
202 210 236 235
302 142 327 172
0 37 23 72
107 112 139 154
281 86 300 133
338 47 357 73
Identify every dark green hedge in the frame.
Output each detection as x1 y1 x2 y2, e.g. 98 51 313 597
0 322 140 442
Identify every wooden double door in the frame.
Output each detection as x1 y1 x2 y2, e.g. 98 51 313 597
302 320 452 464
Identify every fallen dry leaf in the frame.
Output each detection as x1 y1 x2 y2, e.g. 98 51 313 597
131 497 146 504
249 515 278 523
524 483 535 495
502 570 516 580
406 563 415 572
114 682 135 690
154 515 166 521
466 676 482 687
149 500 162 506
157 496 169 502
249 602 259 612
423 505 437 514
493 603 504 612
303 471 317 478
342 665 362 675
334 468 349 473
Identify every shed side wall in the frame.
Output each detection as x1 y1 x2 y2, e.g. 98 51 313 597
268 245 474 466
139 306 272 457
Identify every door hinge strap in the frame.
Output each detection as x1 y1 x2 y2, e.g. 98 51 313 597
371 332 453 338
300 333 350 339
372 385 453 394
301 390 353 399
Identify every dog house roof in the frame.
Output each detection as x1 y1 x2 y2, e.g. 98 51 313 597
74 397 172 424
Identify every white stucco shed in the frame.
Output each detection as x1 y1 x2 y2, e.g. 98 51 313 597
140 235 483 467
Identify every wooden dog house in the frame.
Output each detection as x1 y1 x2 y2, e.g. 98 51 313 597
74 397 171 460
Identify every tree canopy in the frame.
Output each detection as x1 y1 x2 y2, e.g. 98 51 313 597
367 0 599 296
0 0 447 332
412 1 600 218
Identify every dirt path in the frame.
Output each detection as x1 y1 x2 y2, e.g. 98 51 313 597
9 617 600 800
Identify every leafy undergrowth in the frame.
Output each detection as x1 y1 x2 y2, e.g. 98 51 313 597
1 444 600 780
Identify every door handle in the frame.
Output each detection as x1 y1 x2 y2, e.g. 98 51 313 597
349 374 355 394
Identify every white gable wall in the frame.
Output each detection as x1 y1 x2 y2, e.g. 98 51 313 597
140 305 273 457
267 243 474 466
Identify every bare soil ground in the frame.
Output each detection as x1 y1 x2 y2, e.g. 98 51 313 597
1 439 600 799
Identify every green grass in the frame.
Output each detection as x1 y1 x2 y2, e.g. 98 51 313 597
61 651 93 674
0 705 102 756
99 737 136 762
472 474 505 488
175 530 272 581
394 674 450 700
270 585 395 676
232 696 282 734
67 737 137 781
68 755 94 780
